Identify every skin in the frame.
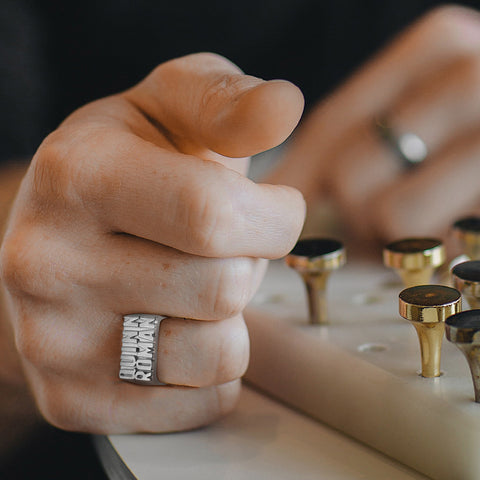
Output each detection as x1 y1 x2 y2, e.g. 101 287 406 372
1 5 480 440
0 165 40 461
268 5 480 244
0 53 306 434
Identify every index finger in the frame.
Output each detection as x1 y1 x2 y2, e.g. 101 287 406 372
34 128 306 259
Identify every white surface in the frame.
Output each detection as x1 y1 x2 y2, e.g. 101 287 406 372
245 260 480 480
109 386 427 480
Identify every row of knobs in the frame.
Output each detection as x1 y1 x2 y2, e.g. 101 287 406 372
285 216 480 402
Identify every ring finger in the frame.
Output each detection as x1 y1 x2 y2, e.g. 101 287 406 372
17 304 249 389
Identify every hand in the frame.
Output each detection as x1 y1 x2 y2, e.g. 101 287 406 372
268 5 480 243
0 53 305 433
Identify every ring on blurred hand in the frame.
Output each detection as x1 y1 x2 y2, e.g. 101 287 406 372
119 314 167 386
375 117 428 168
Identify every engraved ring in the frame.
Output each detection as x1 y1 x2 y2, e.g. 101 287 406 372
119 314 167 386
375 117 428 169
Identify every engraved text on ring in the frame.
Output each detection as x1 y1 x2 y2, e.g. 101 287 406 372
119 315 156 382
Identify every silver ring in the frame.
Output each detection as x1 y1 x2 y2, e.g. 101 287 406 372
375 118 428 168
119 314 167 386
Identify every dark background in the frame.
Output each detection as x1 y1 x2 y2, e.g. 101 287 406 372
1 0 470 163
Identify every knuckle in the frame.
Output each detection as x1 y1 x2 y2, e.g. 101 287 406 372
425 5 468 25
143 55 196 93
36 390 64 429
36 380 108 433
32 130 71 199
15 318 40 366
32 126 100 208
211 258 254 319
14 328 84 431
0 230 58 298
422 5 460 30
148 52 239 87
15 317 57 372
148 58 177 84
0 235 18 294
0 231 37 296
18 330 113 432
15 321 39 365
420 5 479 50
200 72 248 114
182 178 234 256
37 384 81 431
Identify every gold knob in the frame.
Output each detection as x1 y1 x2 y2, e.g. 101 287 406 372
399 285 462 377
452 260 480 309
286 238 346 325
383 238 445 288
453 216 480 260
446 310 480 403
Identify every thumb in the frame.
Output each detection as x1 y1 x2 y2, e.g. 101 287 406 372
124 52 304 158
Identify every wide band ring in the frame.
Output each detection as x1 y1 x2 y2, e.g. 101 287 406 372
119 314 167 386
375 117 428 169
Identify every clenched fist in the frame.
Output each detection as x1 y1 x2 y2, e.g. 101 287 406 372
0 53 305 433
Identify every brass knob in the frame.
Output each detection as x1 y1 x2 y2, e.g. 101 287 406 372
452 260 480 309
399 285 462 377
446 310 480 403
286 238 346 325
453 216 480 260
383 238 445 288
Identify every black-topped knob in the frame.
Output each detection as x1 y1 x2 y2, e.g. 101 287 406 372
383 238 445 288
286 238 346 325
453 217 480 260
446 310 480 403
452 260 480 309
399 285 461 377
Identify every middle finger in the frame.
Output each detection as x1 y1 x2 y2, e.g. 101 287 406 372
41 231 268 321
